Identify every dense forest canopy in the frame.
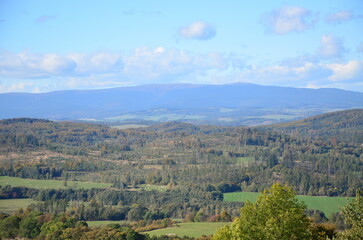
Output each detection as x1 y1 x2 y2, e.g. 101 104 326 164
0 111 362 238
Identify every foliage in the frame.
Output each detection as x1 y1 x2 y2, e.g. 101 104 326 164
213 183 311 240
310 223 337 240
224 191 352 217
338 191 363 239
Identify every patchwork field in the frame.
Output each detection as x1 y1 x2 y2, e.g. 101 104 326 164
0 198 39 214
146 222 230 238
87 220 129 227
224 192 352 217
0 176 112 189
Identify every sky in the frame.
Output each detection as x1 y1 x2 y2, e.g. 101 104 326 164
0 0 363 93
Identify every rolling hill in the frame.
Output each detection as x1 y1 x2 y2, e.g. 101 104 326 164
263 109 363 144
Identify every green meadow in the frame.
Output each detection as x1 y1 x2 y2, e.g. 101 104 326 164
146 222 230 238
0 176 111 190
0 199 39 214
87 220 129 227
224 192 352 217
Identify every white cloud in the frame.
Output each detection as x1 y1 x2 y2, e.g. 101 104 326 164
122 47 226 81
178 21 216 40
261 6 316 34
316 34 346 59
0 51 76 78
0 48 233 90
326 60 363 81
1 48 362 93
325 10 353 24
68 52 123 74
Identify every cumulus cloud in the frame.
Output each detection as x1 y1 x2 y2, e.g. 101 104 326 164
68 52 123 74
178 21 216 40
0 48 232 90
316 34 346 59
1 48 362 92
325 60 363 81
0 51 76 78
123 47 226 81
261 6 316 34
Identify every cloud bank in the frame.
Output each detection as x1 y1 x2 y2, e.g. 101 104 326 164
0 40 362 92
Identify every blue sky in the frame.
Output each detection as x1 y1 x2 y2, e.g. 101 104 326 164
0 0 363 93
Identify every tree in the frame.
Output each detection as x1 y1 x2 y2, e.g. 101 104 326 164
19 212 41 238
213 183 311 240
338 191 363 240
0 215 21 238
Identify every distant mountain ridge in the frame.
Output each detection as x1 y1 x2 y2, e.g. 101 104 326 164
1 83 363 125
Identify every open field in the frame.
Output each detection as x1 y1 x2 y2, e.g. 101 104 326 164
87 220 129 227
0 176 112 189
146 222 230 238
224 192 352 217
0 199 39 214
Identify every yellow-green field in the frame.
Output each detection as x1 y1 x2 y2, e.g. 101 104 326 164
87 220 129 227
146 222 230 238
224 192 352 217
0 176 112 189
0 198 39 214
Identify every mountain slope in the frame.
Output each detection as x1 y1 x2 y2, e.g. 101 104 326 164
263 109 363 144
1 83 363 124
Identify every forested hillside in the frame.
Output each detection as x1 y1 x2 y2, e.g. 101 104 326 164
264 109 363 144
0 114 362 238
0 117 361 198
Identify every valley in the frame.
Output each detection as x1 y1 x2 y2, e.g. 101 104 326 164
0 109 362 239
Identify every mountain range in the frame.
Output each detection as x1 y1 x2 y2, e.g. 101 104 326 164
1 83 363 126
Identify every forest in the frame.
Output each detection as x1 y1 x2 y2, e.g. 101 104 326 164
0 109 362 239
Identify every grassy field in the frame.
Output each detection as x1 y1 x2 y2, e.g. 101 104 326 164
224 192 352 217
0 176 112 189
0 199 39 214
146 222 230 238
87 220 129 227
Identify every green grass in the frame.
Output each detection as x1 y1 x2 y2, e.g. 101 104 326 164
224 192 352 217
146 222 230 238
0 199 39 214
0 176 112 190
87 220 129 227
